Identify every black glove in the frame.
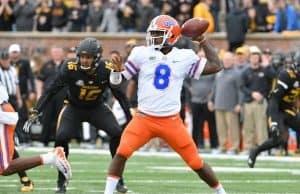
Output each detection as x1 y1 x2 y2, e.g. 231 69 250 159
23 108 40 133
270 124 280 138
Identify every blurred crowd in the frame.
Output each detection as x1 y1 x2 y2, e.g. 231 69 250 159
0 34 300 156
0 0 299 35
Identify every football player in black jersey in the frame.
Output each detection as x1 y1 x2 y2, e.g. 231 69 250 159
248 52 300 168
24 38 131 193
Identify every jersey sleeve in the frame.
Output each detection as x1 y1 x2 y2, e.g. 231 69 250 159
122 46 142 80
268 70 293 126
185 50 207 80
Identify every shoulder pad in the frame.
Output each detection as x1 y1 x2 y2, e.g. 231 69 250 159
286 69 296 79
104 61 114 71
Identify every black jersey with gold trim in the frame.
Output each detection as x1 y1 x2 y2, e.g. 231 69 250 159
268 68 300 125
35 58 117 111
271 69 300 109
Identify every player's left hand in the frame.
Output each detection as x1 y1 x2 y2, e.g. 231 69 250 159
111 55 124 72
23 108 40 133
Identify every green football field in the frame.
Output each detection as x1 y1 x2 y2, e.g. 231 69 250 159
1 147 300 194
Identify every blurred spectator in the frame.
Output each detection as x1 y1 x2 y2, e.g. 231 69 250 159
265 0 277 31
284 51 295 67
66 46 76 58
137 0 156 32
124 38 137 60
13 0 35 31
234 46 250 149
211 51 242 154
225 0 238 13
240 46 276 154
225 8 249 51
9 43 36 144
210 0 220 32
117 1 138 32
0 0 14 31
176 0 192 25
234 46 250 74
247 1 273 32
193 0 215 33
86 0 104 32
34 0 52 31
190 52 218 151
274 0 299 33
261 48 273 67
51 0 69 32
159 0 175 17
36 46 66 146
271 51 285 73
30 51 46 76
68 0 85 31
99 0 120 32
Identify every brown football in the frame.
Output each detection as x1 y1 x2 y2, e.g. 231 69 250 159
181 18 209 38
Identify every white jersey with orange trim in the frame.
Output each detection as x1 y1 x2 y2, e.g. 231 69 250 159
122 46 207 116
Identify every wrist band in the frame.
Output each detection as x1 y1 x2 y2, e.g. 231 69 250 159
110 71 122 85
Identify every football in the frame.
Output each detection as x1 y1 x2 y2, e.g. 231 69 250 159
181 18 209 38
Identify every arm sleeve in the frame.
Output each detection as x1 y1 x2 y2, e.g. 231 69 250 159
110 87 132 122
0 112 19 125
34 63 67 112
240 69 252 98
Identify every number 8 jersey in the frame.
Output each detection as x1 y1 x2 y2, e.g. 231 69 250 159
122 46 207 116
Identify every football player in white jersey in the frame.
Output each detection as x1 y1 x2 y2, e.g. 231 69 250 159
105 15 226 194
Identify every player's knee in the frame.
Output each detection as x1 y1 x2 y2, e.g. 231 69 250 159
2 166 12 176
187 157 203 170
116 144 134 159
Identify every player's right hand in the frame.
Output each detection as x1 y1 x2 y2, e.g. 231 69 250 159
23 108 40 133
111 55 124 72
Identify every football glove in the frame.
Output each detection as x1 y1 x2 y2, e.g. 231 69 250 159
270 124 280 138
23 108 40 133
